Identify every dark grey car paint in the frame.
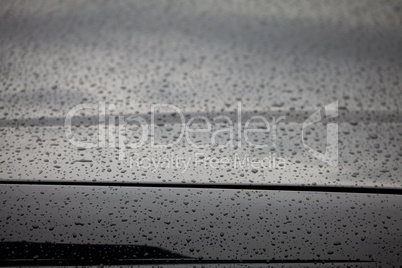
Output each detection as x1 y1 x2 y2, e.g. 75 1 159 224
0 0 401 266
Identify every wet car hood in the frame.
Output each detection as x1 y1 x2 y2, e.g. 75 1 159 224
0 0 401 189
0 0 402 266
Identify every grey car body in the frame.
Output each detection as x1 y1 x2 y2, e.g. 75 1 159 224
0 0 401 266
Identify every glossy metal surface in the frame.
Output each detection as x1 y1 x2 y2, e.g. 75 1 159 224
1 185 401 265
0 0 401 188
0 0 401 266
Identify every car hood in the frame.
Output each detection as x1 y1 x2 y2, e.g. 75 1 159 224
0 0 401 190
1 0 402 266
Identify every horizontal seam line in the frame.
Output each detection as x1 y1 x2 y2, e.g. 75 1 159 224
0 180 401 195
